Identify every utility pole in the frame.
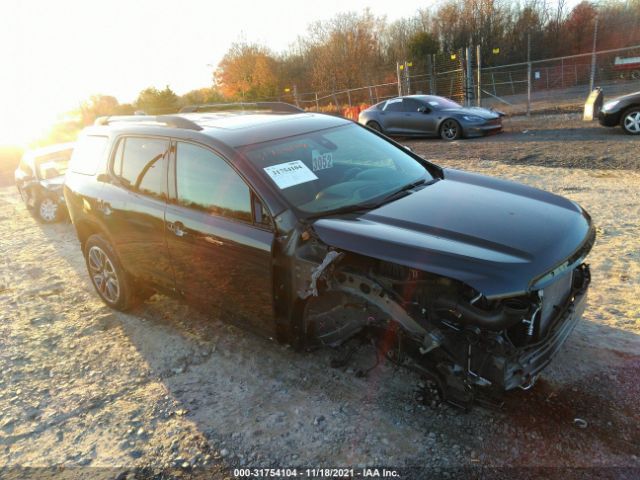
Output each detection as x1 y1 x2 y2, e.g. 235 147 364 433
589 14 599 91
527 33 532 117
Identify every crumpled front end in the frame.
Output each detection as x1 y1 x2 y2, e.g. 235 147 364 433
289 231 592 408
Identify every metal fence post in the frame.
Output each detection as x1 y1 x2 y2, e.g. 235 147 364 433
315 92 319 111
396 62 402 96
527 33 531 116
476 45 481 107
346 89 352 107
465 46 473 106
589 15 599 91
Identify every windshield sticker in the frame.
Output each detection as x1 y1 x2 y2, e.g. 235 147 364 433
264 160 318 189
312 151 333 171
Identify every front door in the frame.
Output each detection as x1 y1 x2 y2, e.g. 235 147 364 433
165 141 275 336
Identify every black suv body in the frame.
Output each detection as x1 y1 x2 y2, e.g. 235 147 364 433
65 107 593 407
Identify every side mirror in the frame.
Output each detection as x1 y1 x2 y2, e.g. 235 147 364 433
97 173 111 183
417 106 430 113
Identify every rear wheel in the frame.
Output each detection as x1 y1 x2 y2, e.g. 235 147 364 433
367 121 383 133
440 119 462 141
621 108 640 135
84 234 138 311
37 197 60 223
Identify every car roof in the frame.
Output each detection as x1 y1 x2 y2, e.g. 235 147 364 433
90 111 351 149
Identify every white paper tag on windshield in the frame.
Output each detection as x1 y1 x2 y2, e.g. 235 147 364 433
263 160 318 189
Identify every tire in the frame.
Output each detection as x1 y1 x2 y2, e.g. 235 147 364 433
36 196 61 223
621 107 640 135
440 119 462 141
367 121 383 133
84 234 138 311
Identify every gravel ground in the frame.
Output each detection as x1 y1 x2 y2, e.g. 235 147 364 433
0 114 639 479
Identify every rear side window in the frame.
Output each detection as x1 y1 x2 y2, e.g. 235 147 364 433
69 135 108 175
383 100 403 112
175 142 252 223
112 137 168 199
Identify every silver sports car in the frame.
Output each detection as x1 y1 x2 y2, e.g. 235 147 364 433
358 95 503 140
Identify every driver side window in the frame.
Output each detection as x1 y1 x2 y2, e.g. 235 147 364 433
403 99 425 112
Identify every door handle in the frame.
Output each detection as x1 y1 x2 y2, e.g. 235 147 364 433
167 221 186 237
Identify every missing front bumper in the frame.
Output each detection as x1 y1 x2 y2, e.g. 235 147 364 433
500 264 590 390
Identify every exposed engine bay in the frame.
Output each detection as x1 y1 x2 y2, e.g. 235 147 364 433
292 237 591 409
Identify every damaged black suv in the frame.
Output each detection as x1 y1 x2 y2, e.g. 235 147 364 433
64 103 594 407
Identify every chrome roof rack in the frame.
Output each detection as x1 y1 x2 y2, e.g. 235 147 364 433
179 101 303 114
94 115 203 131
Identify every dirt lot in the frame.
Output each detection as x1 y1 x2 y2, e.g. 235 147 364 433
1 114 639 479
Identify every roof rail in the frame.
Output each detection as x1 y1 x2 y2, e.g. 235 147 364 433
179 101 303 114
94 115 203 131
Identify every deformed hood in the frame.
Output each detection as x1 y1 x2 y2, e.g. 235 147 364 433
312 169 594 299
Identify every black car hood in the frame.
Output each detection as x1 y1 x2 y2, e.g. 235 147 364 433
440 106 500 119
312 169 593 299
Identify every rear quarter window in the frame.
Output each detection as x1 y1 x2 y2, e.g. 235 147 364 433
69 135 108 175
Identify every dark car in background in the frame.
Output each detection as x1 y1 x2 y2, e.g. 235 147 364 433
598 91 640 135
15 142 74 222
64 104 592 408
358 95 503 140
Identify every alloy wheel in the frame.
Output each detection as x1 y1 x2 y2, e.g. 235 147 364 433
441 120 459 140
88 246 120 303
623 111 640 134
39 198 58 222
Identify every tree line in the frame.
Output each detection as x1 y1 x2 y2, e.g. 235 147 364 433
215 0 640 100
43 0 640 145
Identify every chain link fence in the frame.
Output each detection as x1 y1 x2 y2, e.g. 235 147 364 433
254 43 640 118
477 44 640 114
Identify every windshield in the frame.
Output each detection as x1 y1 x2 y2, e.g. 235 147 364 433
242 124 432 214
427 97 462 109
36 149 72 179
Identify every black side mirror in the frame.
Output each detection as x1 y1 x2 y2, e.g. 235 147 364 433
417 106 430 114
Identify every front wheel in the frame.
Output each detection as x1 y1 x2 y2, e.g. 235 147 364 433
84 234 138 311
37 197 61 223
621 108 640 135
440 119 462 141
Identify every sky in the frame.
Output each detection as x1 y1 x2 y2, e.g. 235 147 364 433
0 0 429 145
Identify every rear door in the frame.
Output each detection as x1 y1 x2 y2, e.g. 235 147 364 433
99 136 175 292
165 141 275 336
378 99 407 134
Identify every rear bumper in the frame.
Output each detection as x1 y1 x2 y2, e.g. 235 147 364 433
501 264 590 390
